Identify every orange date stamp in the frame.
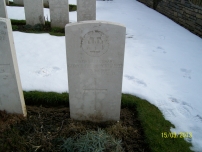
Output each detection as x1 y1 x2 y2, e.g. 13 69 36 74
161 132 192 138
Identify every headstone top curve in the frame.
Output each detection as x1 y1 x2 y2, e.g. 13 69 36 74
65 21 126 29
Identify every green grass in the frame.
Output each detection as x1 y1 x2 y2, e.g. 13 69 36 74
11 19 65 36
23 91 69 106
22 91 193 152
69 4 77 12
10 19 26 25
121 94 192 152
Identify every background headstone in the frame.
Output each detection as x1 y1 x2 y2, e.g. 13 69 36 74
24 0 45 25
0 0 8 18
13 0 49 7
0 18 27 116
5 0 9 5
65 21 126 122
13 0 24 6
77 0 96 21
49 0 69 28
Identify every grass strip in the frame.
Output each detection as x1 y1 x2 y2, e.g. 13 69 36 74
22 91 193 151
23 91 69 106
11 19 65 36
121 94 192 152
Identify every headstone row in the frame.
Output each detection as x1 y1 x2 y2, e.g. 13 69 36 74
23 0 70 27
20 0 96 27
3 0 97 27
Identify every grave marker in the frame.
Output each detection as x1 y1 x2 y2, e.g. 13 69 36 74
65 21 126 122
0 0 8 18
24 0 45 25
0 18 27 116
77 0 96 21
49 0 69 28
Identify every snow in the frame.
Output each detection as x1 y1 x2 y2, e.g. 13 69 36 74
6 0 202 151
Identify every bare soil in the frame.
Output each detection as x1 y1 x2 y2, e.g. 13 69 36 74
0 105 150 152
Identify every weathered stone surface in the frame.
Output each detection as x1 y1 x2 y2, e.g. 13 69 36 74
77 0 96 21
24 0 45 25
65 21 126 122
13 0 24 5
49 0 69 28
0 0 7 18
0 18 27 116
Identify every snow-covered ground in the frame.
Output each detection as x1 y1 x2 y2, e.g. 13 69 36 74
6 0 202 151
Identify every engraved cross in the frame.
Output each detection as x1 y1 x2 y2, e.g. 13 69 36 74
83 78 107 110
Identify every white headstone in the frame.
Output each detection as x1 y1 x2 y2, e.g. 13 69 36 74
24 0 45 25
65 21 126 122
49 0 69 28
13 0 24 5
77 0 96 21
0 0 8 18
0 18 27 116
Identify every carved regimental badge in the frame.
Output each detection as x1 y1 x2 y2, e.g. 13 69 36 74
82 30 109 57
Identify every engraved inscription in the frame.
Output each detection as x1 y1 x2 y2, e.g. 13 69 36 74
0 22 7 29
82 31 109 57
78 59 114 64
68 60 122 75
0 29 6 41
0 35 6 41
0 94 9 107
0 64 10 81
